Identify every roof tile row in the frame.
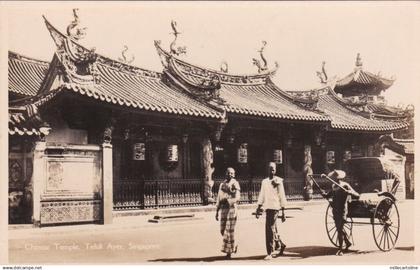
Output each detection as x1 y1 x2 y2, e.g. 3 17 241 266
8 51 49 97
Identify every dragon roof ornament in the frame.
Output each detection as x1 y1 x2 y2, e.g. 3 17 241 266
316 61 328 84
154 40 278 86
66 8 87 41
118 45 135 64
44 14 162 84
252 41 269 74
170 20 187 56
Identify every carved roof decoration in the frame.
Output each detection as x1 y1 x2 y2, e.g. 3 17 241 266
44 16 162 86
155 40 330 121
40 16 224 120
9 14 407 133
155 40 277 86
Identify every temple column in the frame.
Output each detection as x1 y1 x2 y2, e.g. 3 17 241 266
201 137 215 205
102 122 114 224
32 141 46 226
303 144 313 200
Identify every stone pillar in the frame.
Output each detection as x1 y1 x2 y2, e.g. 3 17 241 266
32 141 46 226
303 144 313 201
201 138 215 205
102 142 113 224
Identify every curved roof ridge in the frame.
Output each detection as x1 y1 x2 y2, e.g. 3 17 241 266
154 40 276 84
9 51 50 66
43 16 162 80
268 80 319 104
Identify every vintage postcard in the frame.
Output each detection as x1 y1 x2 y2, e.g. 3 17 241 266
1 1 419 268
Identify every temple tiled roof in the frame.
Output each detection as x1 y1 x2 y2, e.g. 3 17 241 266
40 17 224 120
335 66 395 96
317 89 408 131
219 83 327 121
9 105 49 136
11 16 407 134
155 42 329 122
57 68 224 119
8 51 49 97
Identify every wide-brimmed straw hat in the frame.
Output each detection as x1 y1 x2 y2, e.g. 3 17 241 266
327 170 346 180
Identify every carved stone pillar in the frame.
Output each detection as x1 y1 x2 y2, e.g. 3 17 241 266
102 142 113 224
303 145 313 201
32 141 46 226
201 138 215 205
102 121 114 224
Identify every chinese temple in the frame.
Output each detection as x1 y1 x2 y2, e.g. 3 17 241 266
8 11 413 226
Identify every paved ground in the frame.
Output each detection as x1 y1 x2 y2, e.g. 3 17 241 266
8 200 417 264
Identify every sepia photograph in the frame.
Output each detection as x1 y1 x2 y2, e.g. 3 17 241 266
1 1 419 267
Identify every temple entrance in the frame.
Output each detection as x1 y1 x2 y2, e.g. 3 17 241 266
9 140 33 224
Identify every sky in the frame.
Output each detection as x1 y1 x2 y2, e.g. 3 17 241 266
3 1 420 106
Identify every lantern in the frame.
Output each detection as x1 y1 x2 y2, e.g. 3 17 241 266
167 144 179 162
273 149 283 164
326 151 335 164
133 143 146 160
237 143 248 163
343 150 352 162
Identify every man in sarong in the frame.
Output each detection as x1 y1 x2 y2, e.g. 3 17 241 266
215 167 241 259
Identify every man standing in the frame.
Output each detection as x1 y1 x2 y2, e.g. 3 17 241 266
255 162 287 260
322 170 359 256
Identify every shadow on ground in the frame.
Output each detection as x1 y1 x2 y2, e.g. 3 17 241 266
150 245 359 262
395 246 415 251
149 255 265 262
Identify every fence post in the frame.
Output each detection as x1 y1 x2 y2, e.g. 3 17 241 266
154 179 158 208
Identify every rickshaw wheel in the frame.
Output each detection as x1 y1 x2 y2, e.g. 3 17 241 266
372 197 400 251
325 204 353 248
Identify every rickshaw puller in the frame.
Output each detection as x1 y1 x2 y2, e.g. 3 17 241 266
321 170 359 256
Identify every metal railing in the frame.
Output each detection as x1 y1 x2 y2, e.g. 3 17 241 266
113 176 344 210
113 178 202 210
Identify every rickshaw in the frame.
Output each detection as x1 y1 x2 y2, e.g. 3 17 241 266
309 157 401 252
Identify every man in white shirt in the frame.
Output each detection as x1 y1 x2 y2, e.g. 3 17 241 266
255 162 287 260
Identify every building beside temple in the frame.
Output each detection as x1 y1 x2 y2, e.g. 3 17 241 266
8 12 413 226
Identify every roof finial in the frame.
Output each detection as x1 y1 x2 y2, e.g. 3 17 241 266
66 8 87 40
220 61 228 73
252 41 268 73
118 45 135 64
355 53 363 68
316 61 328 84
169 20 187 56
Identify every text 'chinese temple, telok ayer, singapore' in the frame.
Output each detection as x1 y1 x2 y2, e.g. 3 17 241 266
8 10 414 226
